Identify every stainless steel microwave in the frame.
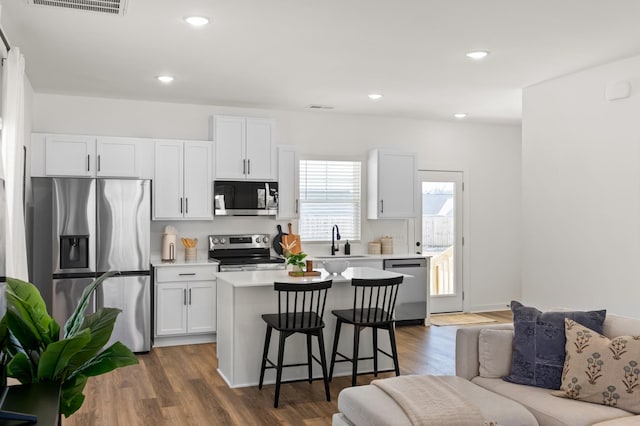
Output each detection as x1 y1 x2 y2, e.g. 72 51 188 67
214 180 278 216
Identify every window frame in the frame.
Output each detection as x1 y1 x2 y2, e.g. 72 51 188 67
297 154 364 244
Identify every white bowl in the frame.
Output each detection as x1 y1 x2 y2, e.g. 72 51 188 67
322 260 349 274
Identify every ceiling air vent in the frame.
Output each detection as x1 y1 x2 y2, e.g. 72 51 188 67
27 0 128 16
307 104 334 110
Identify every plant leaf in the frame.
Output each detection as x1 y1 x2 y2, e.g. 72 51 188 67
7 352 35 383
73 342 138 378
60 374 88 417
5 310 41 353
37 329 91 381
64 271 117 338
66 308 121 371
6 278 56 346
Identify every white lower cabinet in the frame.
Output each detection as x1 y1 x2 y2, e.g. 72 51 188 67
154 265 217 347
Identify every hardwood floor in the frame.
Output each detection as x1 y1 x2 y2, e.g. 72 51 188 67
64 310 512 426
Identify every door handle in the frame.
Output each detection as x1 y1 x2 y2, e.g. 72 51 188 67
87 154 91 172
183 289 187 305
185 198 188 214
98 154 101 172
380 200 384 213
179 273 196 276
295 199 299 214
180 197 183 214
243 159 246 174
189 288 192 305
247 159 251 175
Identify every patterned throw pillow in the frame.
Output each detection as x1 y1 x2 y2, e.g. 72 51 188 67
504 301 606 389
553 319 640 414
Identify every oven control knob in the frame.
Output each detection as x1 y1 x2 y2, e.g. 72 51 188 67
220 238 227 244
211 237 219 244
262 236 269 243
255 237 260 243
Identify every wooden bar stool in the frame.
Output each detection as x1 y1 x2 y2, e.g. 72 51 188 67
329 276 403 386
258 279 333 408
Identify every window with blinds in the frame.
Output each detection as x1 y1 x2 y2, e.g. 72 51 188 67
299 160 362 241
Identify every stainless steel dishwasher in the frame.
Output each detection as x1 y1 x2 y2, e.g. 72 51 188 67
383 258 429 325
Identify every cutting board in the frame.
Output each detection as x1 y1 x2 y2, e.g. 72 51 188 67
282 223 302 254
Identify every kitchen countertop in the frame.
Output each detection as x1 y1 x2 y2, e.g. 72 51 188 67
214 266 406 288
150 254 218 268
307 253 431 261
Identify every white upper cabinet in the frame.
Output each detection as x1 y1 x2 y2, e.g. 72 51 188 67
214 116 275 180
34 133 152 178
44 135 96 177
367 149 417 219
277 145 299 219
96 137 139 177
153 140 212 220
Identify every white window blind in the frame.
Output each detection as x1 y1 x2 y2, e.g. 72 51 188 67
299 160 361 241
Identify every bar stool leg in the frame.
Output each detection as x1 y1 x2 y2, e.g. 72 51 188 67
372 327 378 377
352 326 361 386
329 319 342 381
388 324 400 376
306 333 313 383
259 326 273 389
316 330 331 402
274 332 287 408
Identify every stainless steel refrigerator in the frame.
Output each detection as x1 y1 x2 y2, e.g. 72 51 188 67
0 178 6 315
39 178 151 352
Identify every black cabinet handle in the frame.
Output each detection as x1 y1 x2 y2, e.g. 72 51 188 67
189 288 192 305
248 159 251 175
243 159 246 174
185 198 188 214
381 200 384 213
178 273 196 276
87 154 90 172
180 197 183 214
98 155 101 172
183 289 187 305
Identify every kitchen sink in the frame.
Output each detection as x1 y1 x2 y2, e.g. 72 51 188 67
314 255 369 259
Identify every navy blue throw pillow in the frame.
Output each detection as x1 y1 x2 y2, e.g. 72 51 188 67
503 301 606 390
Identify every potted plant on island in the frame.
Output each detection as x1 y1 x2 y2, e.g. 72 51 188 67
0 272 139 417
280 240 308 276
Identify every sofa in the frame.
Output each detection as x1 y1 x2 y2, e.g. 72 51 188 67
332 313 640 426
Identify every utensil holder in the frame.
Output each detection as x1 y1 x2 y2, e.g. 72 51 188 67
185 247 197 261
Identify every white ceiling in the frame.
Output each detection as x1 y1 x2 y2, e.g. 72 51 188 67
3 0 640 124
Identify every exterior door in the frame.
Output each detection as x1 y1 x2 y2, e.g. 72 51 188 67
416 171 464 313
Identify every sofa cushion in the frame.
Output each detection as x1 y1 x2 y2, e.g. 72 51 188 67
479 329 513 378
504 300 606 389
473 376 633 426
552 319 640 414
338 375 538 426
590 417 640 426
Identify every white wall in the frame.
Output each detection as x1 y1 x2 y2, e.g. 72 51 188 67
32 93 521 312
522 54 640 317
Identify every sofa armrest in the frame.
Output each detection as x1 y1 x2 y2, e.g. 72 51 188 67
455 323 513 380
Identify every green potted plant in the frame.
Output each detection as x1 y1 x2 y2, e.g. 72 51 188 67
0 272 139 417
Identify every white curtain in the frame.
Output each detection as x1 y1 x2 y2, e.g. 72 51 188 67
1 47 29 281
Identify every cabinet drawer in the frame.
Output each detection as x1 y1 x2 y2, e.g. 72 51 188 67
155 265 218 282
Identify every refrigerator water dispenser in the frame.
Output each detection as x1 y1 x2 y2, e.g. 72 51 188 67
60 235 89 269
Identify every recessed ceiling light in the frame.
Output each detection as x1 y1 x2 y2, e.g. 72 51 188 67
185 16 209 26
368 93 383 100
454 113 467 119
156 75 174 83
466 51 489 60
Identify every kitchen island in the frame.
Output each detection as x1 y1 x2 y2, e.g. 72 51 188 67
216 267 407 388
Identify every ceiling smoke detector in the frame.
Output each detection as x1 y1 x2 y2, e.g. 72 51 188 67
27 0 128 16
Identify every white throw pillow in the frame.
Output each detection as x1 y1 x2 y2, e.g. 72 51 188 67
479 329 514 378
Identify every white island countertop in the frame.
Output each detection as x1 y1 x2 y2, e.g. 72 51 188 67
214 267 405 288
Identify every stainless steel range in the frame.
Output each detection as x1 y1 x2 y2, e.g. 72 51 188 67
209 234 285 272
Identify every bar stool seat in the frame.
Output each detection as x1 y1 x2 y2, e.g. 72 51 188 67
258 279 333 408
329 276 404 386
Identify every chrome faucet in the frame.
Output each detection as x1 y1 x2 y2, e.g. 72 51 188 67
331 225 341 255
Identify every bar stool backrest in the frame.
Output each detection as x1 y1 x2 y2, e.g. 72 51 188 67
350 276 404 324
274 280 333 329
